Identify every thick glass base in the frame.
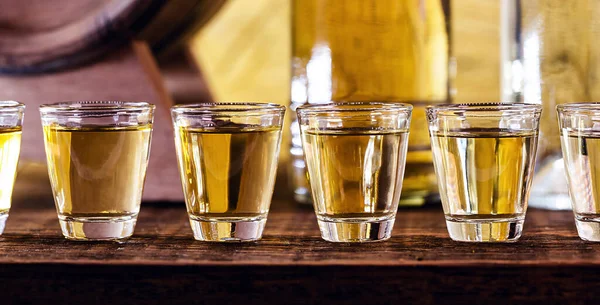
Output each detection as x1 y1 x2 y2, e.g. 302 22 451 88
189 216 266 242
445 217 524 242
575 215 600 241
0 213 7 235
58 215 137 241
317 217 395 242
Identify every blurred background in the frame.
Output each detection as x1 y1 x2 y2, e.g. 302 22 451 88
1 0 588 210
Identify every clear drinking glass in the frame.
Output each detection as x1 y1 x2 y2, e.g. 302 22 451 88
171 103 285 242
40 101 154 241
0 101 25 235
557 103 600 241
297 102 412 242
427 103 541 242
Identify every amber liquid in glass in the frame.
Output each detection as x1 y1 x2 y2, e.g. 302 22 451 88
562 133 600 222
175 126 281 222
43 125 151 221
0 127 22 215
302 128 409 241
431 130 537 242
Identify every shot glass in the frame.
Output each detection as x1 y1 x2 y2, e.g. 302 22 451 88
40 101 154 241
297 102 412 242
171 103 285 242
557 103 600 241
426 103 541 242
0 101 25 235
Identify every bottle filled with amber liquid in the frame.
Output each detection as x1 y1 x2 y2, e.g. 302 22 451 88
290 0 450 205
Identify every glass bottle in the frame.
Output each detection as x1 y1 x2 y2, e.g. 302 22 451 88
501 0 600 209
290 0 451 205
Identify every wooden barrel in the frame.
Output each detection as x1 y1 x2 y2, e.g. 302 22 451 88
0 0 225 74
0 0 225 202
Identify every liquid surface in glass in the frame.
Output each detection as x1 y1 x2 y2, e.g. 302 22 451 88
176 126 281 221
43 125 152 218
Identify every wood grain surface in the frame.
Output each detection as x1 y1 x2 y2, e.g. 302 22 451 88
1 198 599 304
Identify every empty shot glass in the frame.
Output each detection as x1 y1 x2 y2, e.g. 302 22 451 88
40 101 154 241
557 103 600 241
0 101 25 235
297 102 412 242
427 103 541 242
171 103 285 242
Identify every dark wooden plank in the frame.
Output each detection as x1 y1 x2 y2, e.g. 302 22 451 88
1 264 599 305
0 202 597 266
0 200 599 304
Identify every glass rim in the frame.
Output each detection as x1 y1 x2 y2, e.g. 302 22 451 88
39 101 154 114
427 102 542 113
171 102 285 115
556 102 600 113
0 100 26 112
296 102 413 114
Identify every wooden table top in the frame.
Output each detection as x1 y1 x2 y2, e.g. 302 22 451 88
1 199 599 304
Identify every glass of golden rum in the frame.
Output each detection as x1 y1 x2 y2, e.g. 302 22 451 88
427 103 542 242
297 102 412 242
0 101 24 235
40 101 154 241
171 103 285 242
557 103 600 241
